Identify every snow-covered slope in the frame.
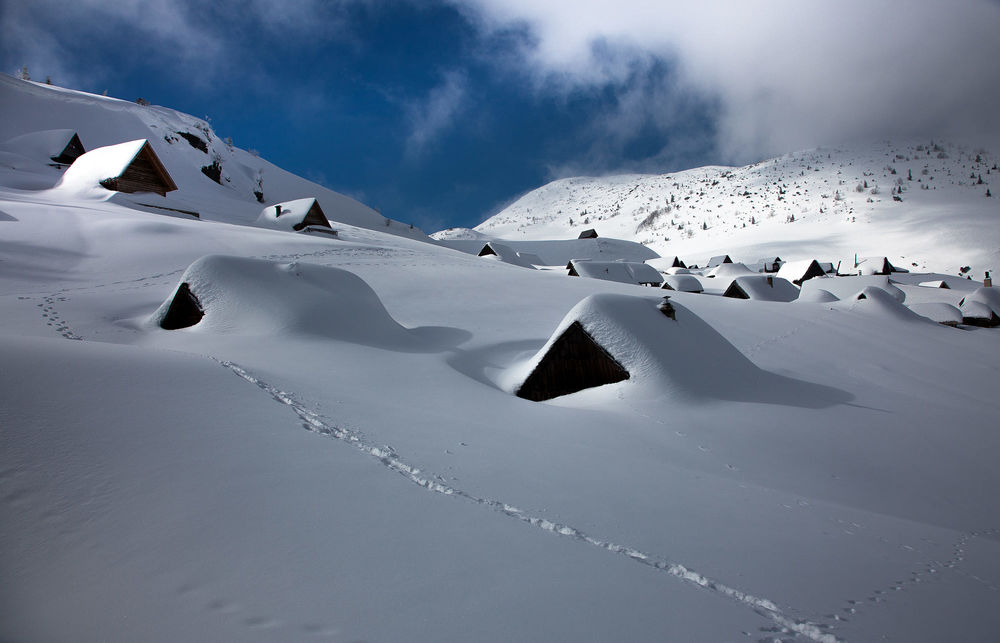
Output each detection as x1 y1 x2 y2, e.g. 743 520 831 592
4 77 1000 643
0 74 425 239
476 141 999 275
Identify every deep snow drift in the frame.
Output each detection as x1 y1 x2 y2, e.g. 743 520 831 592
3 76 1000 642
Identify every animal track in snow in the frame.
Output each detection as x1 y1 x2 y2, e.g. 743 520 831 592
38 294 82 340
218 359 841 643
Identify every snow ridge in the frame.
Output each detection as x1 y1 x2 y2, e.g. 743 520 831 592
218 359 839 642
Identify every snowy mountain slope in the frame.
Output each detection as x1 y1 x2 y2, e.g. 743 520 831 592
0 74 425 238
4 81 1000 642
475 141 999 276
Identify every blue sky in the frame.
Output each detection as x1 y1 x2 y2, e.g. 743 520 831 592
4 0 999 232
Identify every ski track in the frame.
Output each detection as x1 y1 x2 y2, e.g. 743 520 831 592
218 359 840 643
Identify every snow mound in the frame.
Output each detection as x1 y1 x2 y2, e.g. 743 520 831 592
661 274 704 293
801 275 905 303
836 286 929 324
705 261 756 280
150 255 417 347
796 287 839 303
906 302 963 326
436 237 659 266
504 293 846 406
960 287 1000 315
724 275 799 302
478 242 536 269
430 227 490 240
1 128 81 163
568 259 662 285
255 197 332 232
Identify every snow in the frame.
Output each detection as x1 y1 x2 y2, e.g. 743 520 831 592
568 259 662 285
661 273 704 293
726 275 800 302
1 128 78 160
254 197 326 232
436 236 659 266
800 275 906 303
3 75 1000 642
474 140 999 278
906 302 963 325
55 139 151 196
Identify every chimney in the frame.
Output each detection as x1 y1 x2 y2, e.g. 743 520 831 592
274 205 282 217
766 276 774 287
986 271 993 288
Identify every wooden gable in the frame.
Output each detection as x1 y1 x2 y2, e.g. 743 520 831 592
294 200 332 231
51 133 85 165
100 141 177 197
516 321 630 401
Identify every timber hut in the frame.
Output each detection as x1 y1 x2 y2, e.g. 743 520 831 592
723 275 799 302
59 139 177 196
567 259 663 286
516 321 630 401
706 254 733 269
757 257 783 273
2 129 85 165
776 259 826 286
577 228 599 239
477 242 536 269
256 198 333 232
661 274 704 293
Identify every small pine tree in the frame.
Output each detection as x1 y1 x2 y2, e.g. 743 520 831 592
987 189 993 197
17 65 29 80
45 75 52 85
908 169 912 181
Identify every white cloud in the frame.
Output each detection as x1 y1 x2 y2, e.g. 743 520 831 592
454 0 1000 161
405 71 467 157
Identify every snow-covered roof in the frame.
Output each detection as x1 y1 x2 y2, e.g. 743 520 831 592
255 198 331 232
515 251 545 266
56 139 176 196
835 286 928 324
478 242 536 269
568 260 662 285
661 274 704 293
724 275 799 302
906 302 962 326
437 237 659 266
776 259 826 285
151 255 418 345
917 280 950 289
839 256 898 276
1 128 82 163
504 294 771 401
705 261 756 280
959 287 1000 315
706 254 733 268
800 275 905 303
958 299 999 326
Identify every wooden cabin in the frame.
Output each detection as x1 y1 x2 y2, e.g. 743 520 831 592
97 141 177 196
1 129 85 165
577 228 599 239
776 259 826 286
706 254 733 268
516 321 629 401
256 198 332 232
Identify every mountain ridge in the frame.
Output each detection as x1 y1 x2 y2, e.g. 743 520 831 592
464 140 998 275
